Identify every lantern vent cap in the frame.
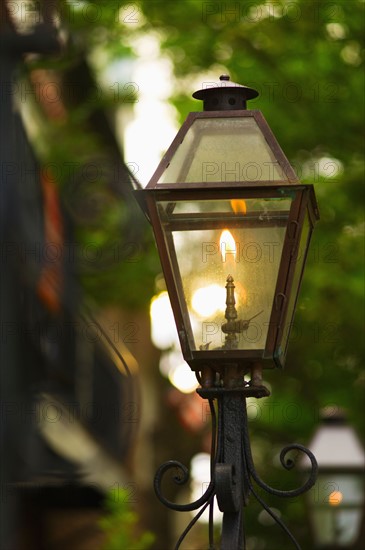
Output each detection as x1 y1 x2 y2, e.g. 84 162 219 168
193 74 259 111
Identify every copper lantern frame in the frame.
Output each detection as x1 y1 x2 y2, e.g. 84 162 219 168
138 109 319 374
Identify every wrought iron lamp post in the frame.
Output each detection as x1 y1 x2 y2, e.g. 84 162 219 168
303 409 365 548
136 75 319 549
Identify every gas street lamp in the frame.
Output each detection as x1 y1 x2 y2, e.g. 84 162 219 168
136 75 319 549
303 409 365 548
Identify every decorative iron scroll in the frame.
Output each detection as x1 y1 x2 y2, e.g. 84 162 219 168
154 390 317 550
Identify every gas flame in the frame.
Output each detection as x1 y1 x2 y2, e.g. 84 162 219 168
328 491 343 506
220 229 236 262
230 199 247 214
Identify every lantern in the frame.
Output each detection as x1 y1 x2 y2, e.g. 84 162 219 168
304 409 365 548
137 75 319 386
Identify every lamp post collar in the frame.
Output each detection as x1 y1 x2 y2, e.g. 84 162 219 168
193 74 259 111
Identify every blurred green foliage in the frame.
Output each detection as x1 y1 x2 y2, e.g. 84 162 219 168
99 488 155 550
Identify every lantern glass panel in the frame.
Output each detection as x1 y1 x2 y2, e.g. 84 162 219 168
157 196 292 353
278 212 311 359
157 117 289 184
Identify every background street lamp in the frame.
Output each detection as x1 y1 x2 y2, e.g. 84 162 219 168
303 408 365 549
136 75 319 549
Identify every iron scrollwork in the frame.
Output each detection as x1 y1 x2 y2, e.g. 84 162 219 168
154 387 318 550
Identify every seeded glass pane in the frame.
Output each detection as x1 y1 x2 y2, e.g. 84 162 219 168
158 197 292 352
158 117 288 184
